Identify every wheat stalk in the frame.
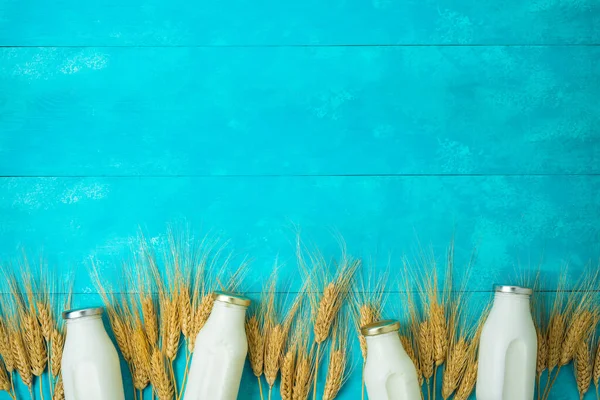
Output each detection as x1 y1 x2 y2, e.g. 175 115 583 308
574 337 592 399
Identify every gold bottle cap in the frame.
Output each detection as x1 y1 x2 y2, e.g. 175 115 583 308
214 291 251 307
361 319 401 336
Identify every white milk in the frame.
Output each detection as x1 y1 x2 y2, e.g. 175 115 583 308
476 285 537 400
362 320 421 400
61 307 125 400
183 291 251 400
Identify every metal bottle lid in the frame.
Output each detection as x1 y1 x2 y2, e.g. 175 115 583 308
214 291 251 307
494 285 533 295
361 319 401 336
62 307 104 320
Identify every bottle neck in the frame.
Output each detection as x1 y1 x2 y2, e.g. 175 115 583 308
206 301 247 330
365 331 401 352
65 315 106 336
493 292 531 312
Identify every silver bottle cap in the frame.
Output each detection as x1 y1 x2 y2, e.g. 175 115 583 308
62 307 104 320
214 291 251 307
494 285 533 295
361 320 401 336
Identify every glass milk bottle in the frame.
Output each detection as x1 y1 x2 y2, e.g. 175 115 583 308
361 320 421 400
476 285 537 400
184 291 251 400
61 307 125 400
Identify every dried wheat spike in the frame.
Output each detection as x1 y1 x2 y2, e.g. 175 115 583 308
431 302 448 366
323 349 345 400
0 359 10 392
561 310 593 366
418 320 434 380
111 315 132 362
314 283 340 344
164 298 181 361
150 348 174 400
180 288 193 340
53 375 65 400
280 349 295 400
132 328 151 390
400 335 422 386
536 327 547 375
246 315 264 377
0 322 14 373
547 313 565 372
265 324 286 387
442 338 469 399
358 305 376 360
11 329 32 388
594 340 600 390
574 339 592 399
292 354 312 400
454 361 477 400
142 297 159 347
189 294 215 352
23 313 47 376
36 301 54 341
51 328 65 378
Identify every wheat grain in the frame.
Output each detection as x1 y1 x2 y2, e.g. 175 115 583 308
265 324 286 387
537 326 548 375
142 296 159 347
180 286 193 340
323 349 345 400
574 339 592 399
280 349 295 400
454 361 477 400
22 312 47 376
189 294 214 352
53 375 64 400
441 338 469 399
132 327 151 390
314 283 339 344
164 297 181 361
593 339 600 390
0 321 14 373
50 328 65 378
358 305 376 360
431 302 448 366
418 320 434 380
36 301 53 341
246 315 265 377
547 313 565 372
11 328 32 388
561 310 593 366
151 347 174 400
292 353 312 400
0 359 10 392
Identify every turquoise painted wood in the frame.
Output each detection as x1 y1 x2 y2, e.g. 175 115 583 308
1 46 599 176
1 0 599 397
0 0 598 46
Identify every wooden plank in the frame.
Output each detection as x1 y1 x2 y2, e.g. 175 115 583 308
1 175 597 293
0 0 597 46
1 46 598 176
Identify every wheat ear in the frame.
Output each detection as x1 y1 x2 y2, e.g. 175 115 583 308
265 324 287 389
561 310 594 366
11 328 32 388
574 338 592 399
281 348 296 400
150 348 174 400
322 324 348 400
547 313 566 373
593 339 600 392
50 328 65 378
292 350 313 400
537 326 548 376
454 360 477 400
53 375 64 400
418 320 434 381
131 327 151 390
441 337 469 399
